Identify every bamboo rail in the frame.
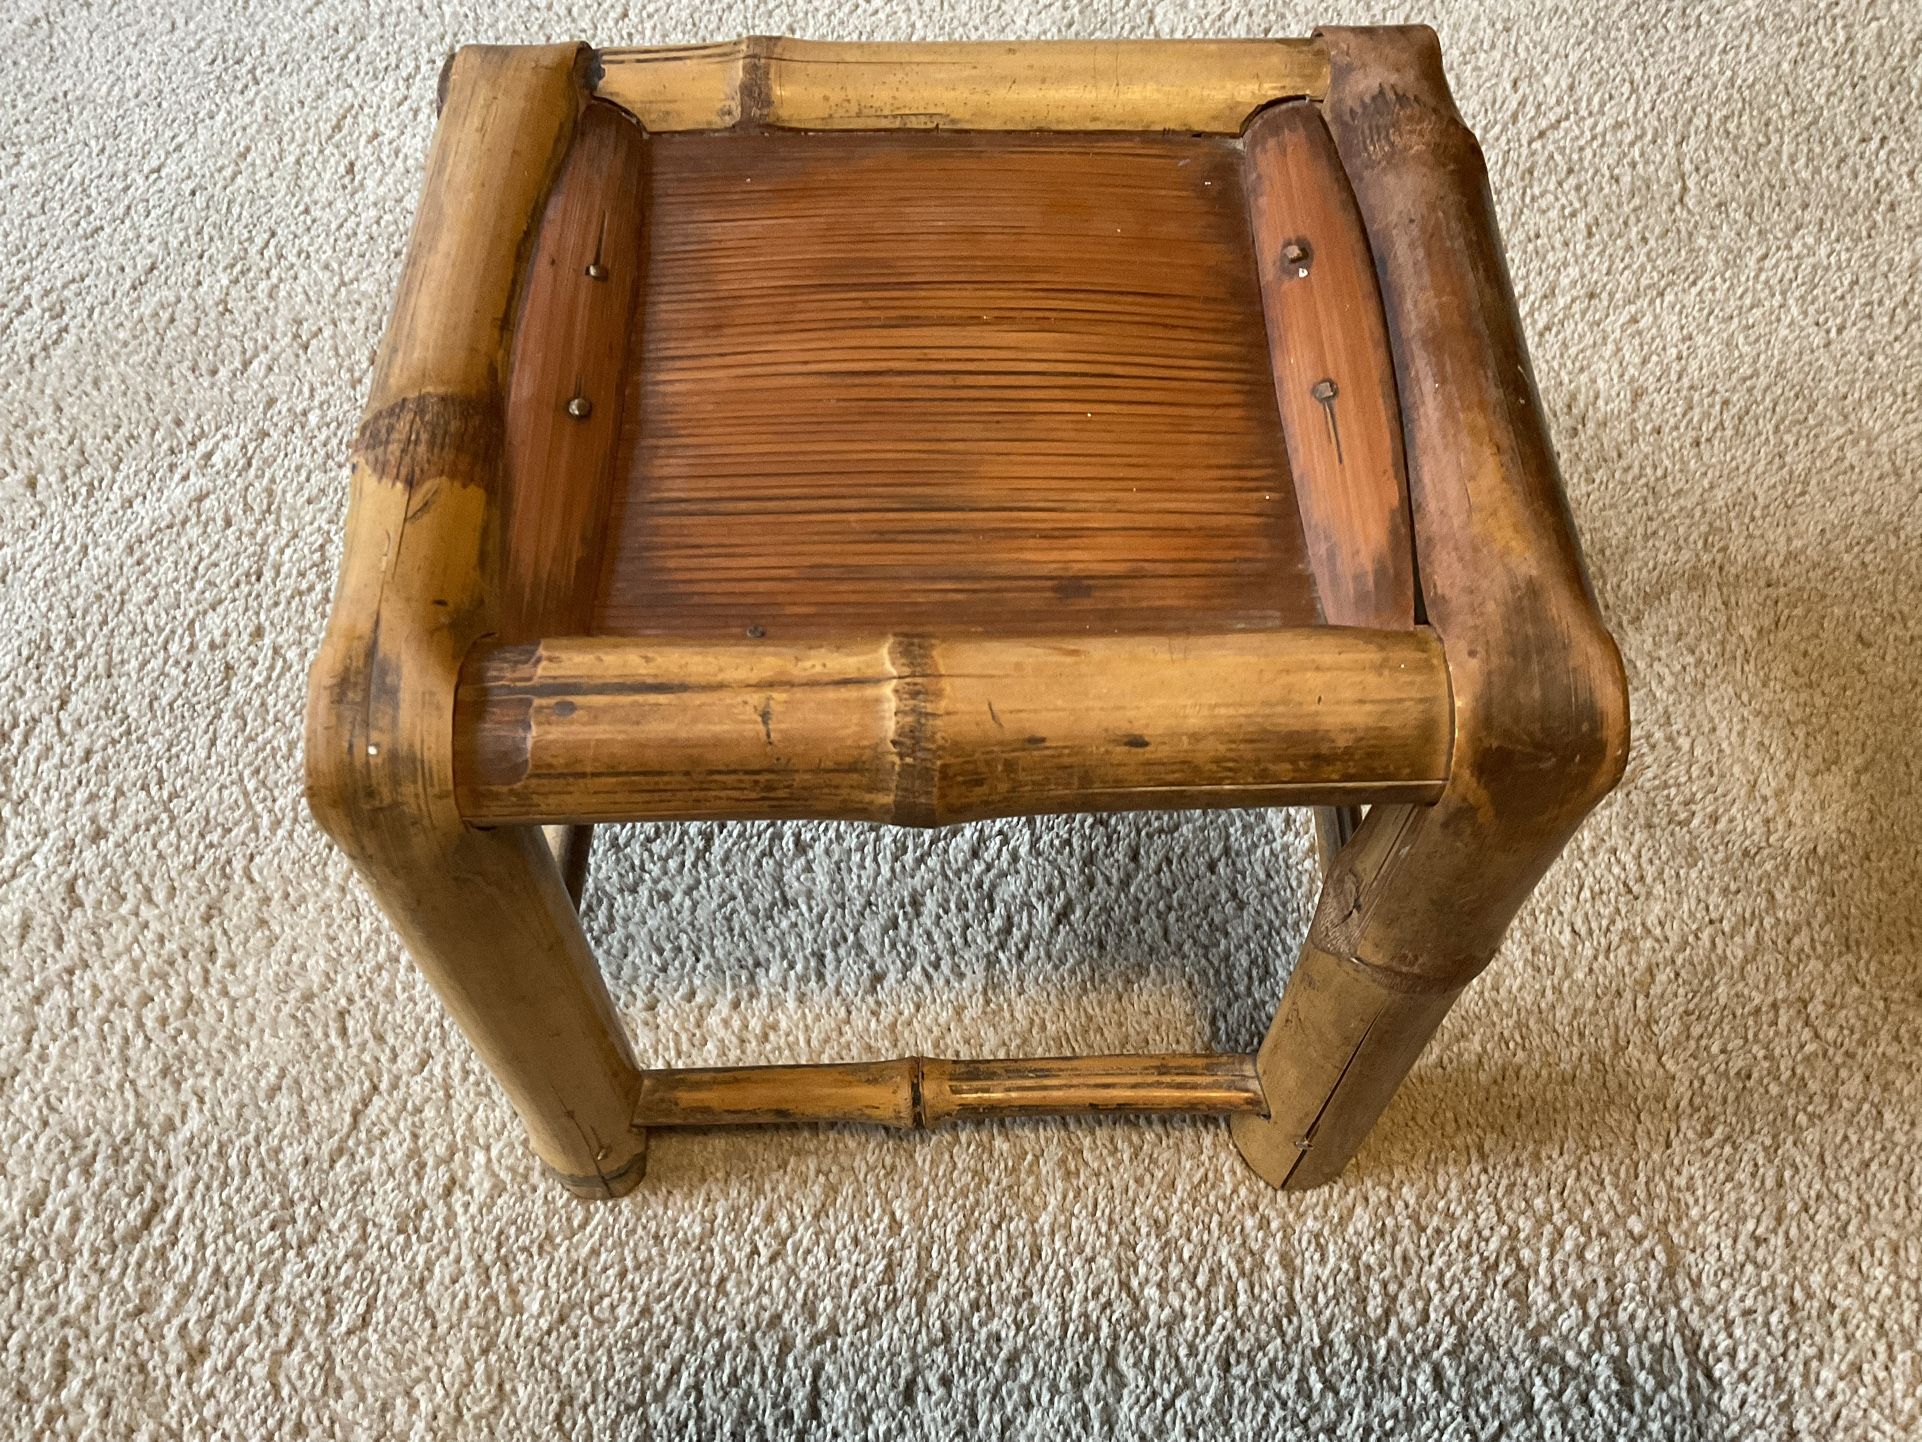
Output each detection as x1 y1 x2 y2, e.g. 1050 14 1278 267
631 1053 1267 1130
591 38 1329 133
454 627 1454 827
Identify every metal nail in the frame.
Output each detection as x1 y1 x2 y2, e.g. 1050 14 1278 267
1282 239 1312 277
1311 379 1343 463
566 395 592 419
585 214 610 280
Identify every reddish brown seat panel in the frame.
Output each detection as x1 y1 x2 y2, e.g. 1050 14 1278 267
588 129 1321 639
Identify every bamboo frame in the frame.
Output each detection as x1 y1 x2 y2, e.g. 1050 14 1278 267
1228 26 1629 1188
591 37 1329 133
632 1054 1266 1129
307 28 1629 1197
453 628 1454 827
305 45 649 1197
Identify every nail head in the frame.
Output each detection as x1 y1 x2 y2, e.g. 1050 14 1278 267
566 395 592 419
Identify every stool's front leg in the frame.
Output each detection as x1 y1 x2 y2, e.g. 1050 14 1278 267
335 823 645 1197
1233 26 1630 1187
306 43 645 1197
1234 800 1546 1190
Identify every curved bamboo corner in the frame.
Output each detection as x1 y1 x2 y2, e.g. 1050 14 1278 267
1230 26 1630 1190
304 44 648 1197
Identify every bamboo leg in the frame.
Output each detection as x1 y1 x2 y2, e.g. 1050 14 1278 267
304 45 651 1198
1230 940 1459 1190
358 825 645 1197
1235 771 1609 1188
544 824 595 907
1234 802 1472 1188
1312 805 1361 874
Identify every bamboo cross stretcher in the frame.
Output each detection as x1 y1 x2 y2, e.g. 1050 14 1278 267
631 1055 1268 1131
307 27 1628 1197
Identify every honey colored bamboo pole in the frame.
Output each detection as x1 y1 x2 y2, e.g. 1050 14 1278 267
453 627 1454 827
922 1054 1265 1125
591 37 1329 133
631 1054 1267 1130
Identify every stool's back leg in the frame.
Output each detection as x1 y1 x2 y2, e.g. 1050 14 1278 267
544 825 596 908
1312 805 1361 874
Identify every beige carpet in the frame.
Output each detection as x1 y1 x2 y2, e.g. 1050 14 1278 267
4 1 1919 1436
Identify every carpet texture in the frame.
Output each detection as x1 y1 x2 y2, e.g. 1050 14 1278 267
3 1 1919 1437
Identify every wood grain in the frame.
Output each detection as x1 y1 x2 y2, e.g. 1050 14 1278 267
453 628 1454 826
631 1054 1267 1129
592 37 1328 133
498 100 648 641
1244 100 1414 630
1242 100 1418 871
592 130 1319 639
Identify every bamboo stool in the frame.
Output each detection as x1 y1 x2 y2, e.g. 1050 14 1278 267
306 27 1628 1197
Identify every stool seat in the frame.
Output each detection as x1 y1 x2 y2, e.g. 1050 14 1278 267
306 29 1629 1197
500 112 1414 647
466 83 1431 829
602 129 1322 640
